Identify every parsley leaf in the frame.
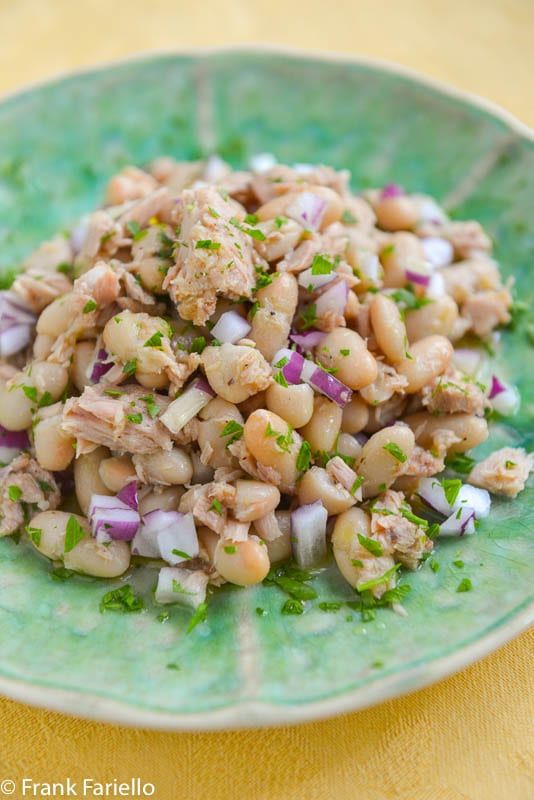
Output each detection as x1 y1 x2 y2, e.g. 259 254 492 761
143 331 164 348
126 413 143 424
187 602 208 633
140 395 160 419
281 598 304 615
383 442 407 463
220 420 243 445
26 525 42 546
122 358 137 376
210 499 223 515
100 584 144 613
341 209 357 224
357 533 383 557
83 299 97 314
296 440 312 472
7 485 22 502
456 578 473 593
444 453 476 474
190 335 207 354
299 303 317 330
310 254 334 275
441 478 462 507
64 515 86 553
196 239 221 250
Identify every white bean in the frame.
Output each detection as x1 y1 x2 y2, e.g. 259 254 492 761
297 466 355 515
214 536 270 586
249 272 298 361
70 341 95 392
396 335 453 393
244 409 302 494
370 294 407 363
316 327 378 390
356 424 415 498
74 446 112 515
99 456 136 492
299 396 342 453
341 395 369 434
403 412 488 454
133 448 193 485
265 382 314 429
138 486 184 515
233 480 280 522
64 537 130 578
33 414 75 471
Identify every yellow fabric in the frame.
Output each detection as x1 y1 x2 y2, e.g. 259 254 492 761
0 2 533 798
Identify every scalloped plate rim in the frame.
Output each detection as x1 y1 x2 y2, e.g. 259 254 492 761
0 46 532 729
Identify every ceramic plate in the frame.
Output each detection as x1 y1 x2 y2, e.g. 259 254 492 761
0 48 532 730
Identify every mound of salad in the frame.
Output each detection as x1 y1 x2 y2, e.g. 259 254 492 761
0 153 531 627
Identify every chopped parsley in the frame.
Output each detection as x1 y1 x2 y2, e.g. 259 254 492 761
224 545 237 555
350 476 364 495
126 413 143 424
82 299 97 314
56 261 73 275
190 335 207 354
187 602 208 633
22 385 38 403
453 559 464 568
281 598 304 615
391 286 432 315
505 460 516 469
357 564 400 592
340 348 350 356
299 303 318 330
383 442 407 463
296 440 312 472
273 370 289 387
318 601 342 612
140 395 160 419
126 220 147 241
429 559 440 572
245 213 259 225
50 566 74 581
157 611 170 623
172 580 195 595
275 429 294 453
123 358 137 376
143 330 164 348
64 515 86 553
249 300 261 319
256 607 267 616
274 577 317 601
195 239 221 250
220 420 243 445
104 388 123 397
38 391 54 408
399 505 428 529
441 478 462 507
444 453 476 474
100 584 144 613
210 499 223 515
274 216 288 229
229 217 266 241
172 549 193 560
166 662 181 671
26 525 42 546
310 254 335 275
456 578 473 593
428 523 440 539
357 533 383 557
7 485 22 502
38 480 53 493
341 209 357 224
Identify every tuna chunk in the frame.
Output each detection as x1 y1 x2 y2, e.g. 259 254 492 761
462 289 511 337
163 187 256 324
105 166 158 206
421 370 486 416
13 270 72 313
371 490 432 569
62 385 173 454
404 445 444 477
469 447 533 498
444 221 492 259
201 343 272 404
179 481 236 534
73 261 121 307
0 454 59 536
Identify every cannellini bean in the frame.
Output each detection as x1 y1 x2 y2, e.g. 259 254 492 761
259 511 292 564
336 432 363 461
138 486 184 515
214 536 270 586
36 292 90 337
396 335 453 393
29 510 83 561
405 295 459 342
403 412 488 454
299 396 342 453
33 362 69 399
70 341 95 391
344 289 360 326
133 448 193 485
136 370 170 390
370 294 407 363
199 397 243 422
265 382 314 428
244 409 302 494
137 258 165 294
99 456 136 492
33 334 54 360
233 480 280 522
0 379 34 431
33 414 75 471
197 402 243 469
341 395 369 434
380 233 425 288
249 272 298 361
298 466 356 514
332 507 372 587
201 343 271 404
316 327 378 390
74 446 112 514
256 186 343 231
64 536 130 578
102 310 171 375
375 194 419 232
356 424 415 498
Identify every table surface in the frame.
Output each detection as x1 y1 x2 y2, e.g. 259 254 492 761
0 2 532 799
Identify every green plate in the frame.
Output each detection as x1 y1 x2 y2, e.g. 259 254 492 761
0 49 532 729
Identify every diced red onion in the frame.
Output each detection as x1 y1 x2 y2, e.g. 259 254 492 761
249 152 276 173
0 292 36 324
488 374 506 399
210 310 251 344
88 493 130 517
271 347 352 407
0 425 30 450
291 501 328 568
0 324 32 357
91 507 140 541
290 330 326 351
421 236 453 268
90 348 113 382
426 271 445 299
155 566 208 608
160 377 215 434
492 387 519 416
117 480 138 511
286 192 327 230
70 218 89 254
406 269 430 287
131 525 160 558
439 506 476 536
455 485 491 519
315 280 348 319
358 251 382 285
380 183 404 199
417 197 448 226
157 512 199 566
452 348 483 376
417 478 458 516
298 267 336 291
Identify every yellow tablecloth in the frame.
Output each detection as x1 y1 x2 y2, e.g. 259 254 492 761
0 2 533 798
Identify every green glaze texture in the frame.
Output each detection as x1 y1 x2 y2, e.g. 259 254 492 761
0 50 532 728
